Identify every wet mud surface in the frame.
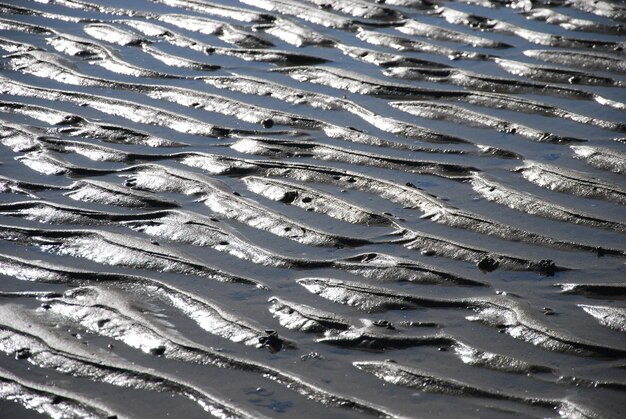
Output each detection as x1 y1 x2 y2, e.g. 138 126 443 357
0 0 624 418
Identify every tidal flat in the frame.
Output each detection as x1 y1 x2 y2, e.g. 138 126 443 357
0 0 624 417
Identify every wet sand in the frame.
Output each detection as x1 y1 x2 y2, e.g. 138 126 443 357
0 0 624 417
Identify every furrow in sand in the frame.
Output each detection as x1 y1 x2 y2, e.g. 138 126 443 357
353 361 597 419
117 19 328 65
141 44 220 71
395 19 511 48
203 74 495 148
0 74 289 139
297 278 626 357
0 368 120 419
0 121 181 163
564 0 626 21
524 7 625 35
0 200 478 286
228 137 477 180
433 5 626 52
0 305 265 419
85 20 267 51
0 224 268 289
579 305 626 333
242 176 397 227
149 0 276 23
0 100 186 147
557 283 626 299
62 178 179 208
265 297 623 383
0 35 41 53
298 0 401 20
0 253 286 349
389 101 584 144
41 285 295 353
0 158 181 209
201 73 520 156
27 0 131 16
0 175 61 198
571 145 626 174
356 28 492 61
273 66 626 131
13 150 116 177
123 162 548 274
0 16 325 67
270 297 548 358
523 49 626 74
269 296 354 333
2 130 614 267
255 17 337 47
470 173 626 232
6 51 500 152
338 44 451 69
48 32 190 79
514 161 626 205
237 0 364 29
385 66 625 111
153 14 273 48
125 164 382 248
0 254 399 417
0 2 93 24
2 153 388 249
494 58 624 87
180 153 623 260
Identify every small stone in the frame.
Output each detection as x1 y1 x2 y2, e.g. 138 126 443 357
538 259 556 276
15 348 31 360
301 352 323 361
259 330 282 352
279 190 298 204
96 319 110 328
150 345 166 356
261 118 274 129
477 256 499 272
373 320 395 330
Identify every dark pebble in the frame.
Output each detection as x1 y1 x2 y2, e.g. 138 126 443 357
150 345 166 356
